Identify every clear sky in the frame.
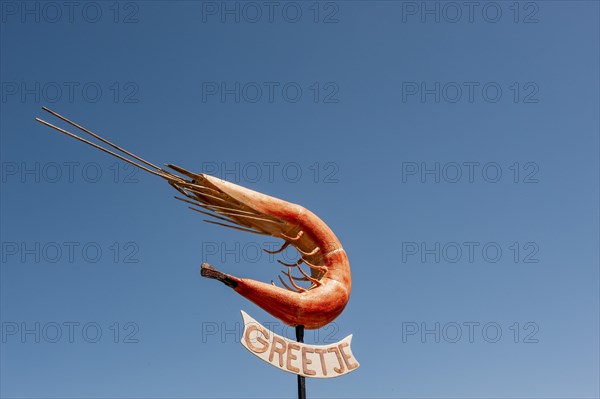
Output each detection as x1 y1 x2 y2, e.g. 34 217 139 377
1 1 598 398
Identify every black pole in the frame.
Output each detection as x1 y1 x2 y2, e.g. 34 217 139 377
295 325 306 399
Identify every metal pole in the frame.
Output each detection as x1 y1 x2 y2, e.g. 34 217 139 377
296 325 306 399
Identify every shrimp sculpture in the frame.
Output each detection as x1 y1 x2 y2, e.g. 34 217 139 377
35 107 351 330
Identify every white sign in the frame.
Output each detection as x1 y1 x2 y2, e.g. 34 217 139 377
240 310 360 379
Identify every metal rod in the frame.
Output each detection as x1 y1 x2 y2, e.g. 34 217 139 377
296 325 306 399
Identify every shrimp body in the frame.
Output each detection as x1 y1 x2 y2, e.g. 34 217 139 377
35 108 352 330
201 176 352 329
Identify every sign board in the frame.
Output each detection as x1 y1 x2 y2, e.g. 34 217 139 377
240 310 360 379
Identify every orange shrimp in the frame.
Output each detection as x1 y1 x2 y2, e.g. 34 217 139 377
35 107 351 330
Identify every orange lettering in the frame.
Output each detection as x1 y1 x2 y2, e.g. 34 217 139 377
338 342 358 370
327 346 345 374
314 348 328 376
244 325 270 354
301 347 316 376
286 342 300 373
269 336 286 367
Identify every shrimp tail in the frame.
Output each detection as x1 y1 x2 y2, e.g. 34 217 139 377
201 263 238 288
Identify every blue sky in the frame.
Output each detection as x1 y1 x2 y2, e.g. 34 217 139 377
1 1 598 398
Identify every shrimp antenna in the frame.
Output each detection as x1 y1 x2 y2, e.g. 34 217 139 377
40 106 166 173
35 117 176 180
35 108 186 183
